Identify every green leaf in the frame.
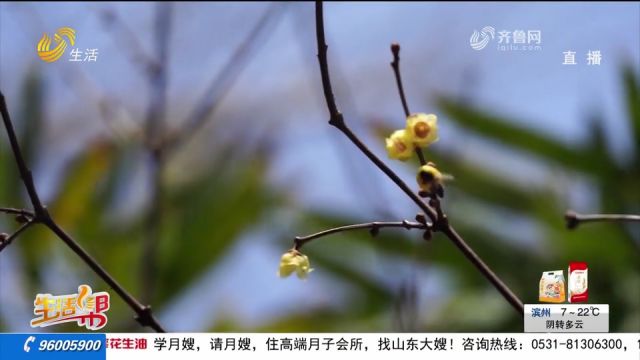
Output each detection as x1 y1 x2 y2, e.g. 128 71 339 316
428 150 540 213
251 309 347 332
309 250 394 314
437 97 615 176
49 141 116 229
425 289 517 332
156 159 275 305
621 64 640 168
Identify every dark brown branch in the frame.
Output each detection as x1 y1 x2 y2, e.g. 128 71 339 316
314 1 523 315
390 43 426 166
167 4 284 150
565 210 640 229
0 94 46 217
429 198 446 225
0 220 35 252
390 43 410 118
43 219 165 332
315 4 435 224
0 207 34 219
0 91 166 332
294 220 428 250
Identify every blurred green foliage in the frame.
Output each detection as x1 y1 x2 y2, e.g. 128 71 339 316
0 66 279 332
1 62 638 333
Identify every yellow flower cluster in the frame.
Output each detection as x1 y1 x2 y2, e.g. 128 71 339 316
385 113 439 161
278 250 313 279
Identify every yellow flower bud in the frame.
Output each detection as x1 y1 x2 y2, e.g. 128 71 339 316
278 250 313 279
385 129 413 161
406 113 438 148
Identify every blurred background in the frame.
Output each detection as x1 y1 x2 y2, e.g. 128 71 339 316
0 2 638 332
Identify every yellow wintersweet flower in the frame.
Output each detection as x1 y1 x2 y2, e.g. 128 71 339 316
278 250 313 279
385 129 413 161
406 113 438 147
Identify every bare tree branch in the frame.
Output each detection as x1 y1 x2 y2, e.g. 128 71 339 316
98 7 158 76
0 207 34 218
390 43 426 166
565 210 640 229
0 92 166 332
166 3 285 150
294 220 428 250
87 2 285 311
0 94 46 217
313 1 523 315
0 220 35 252
140 2 172 306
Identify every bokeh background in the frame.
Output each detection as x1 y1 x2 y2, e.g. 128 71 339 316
0 2 638 332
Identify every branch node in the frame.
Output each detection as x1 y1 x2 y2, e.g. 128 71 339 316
390 42 400 57
134 305 154 327
428 198 448 231
565 210 579 230
35 206 52 224
369 225 380 237
15 214 30 224
328 113 345 128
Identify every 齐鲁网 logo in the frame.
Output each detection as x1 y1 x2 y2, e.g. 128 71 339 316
470 26 542 52
30 284 110 330
469 26 495 50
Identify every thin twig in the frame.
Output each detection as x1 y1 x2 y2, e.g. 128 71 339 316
314 1 523 315
0 91 166 332
0 207 34 218
390 43 426 166
390 44 410 118
140 2 172 306
294 220 428 250
97 7 158 76
167 3 284 150
565 210 640 229
0 220 36 252
315 6 435 224
144 3 171 149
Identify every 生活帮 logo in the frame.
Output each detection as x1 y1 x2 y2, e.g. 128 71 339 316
30 284 110 330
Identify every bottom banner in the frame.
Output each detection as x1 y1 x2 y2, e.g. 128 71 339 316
2 333 639 359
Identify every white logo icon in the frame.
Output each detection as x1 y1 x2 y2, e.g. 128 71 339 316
470 26 495 50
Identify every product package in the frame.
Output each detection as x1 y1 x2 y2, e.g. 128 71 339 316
539 270 566 303
568 262 588 303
